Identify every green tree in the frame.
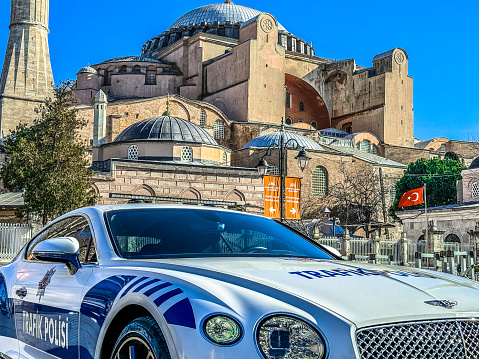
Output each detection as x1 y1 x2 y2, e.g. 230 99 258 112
390 157 464 218
0 81 95 224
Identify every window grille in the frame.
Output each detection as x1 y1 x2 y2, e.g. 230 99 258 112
145 73 156 85
223 152 228 165
214 120 224 140
132 65 141 73
312 166 328 195
181 146 193 162
200 110 206 126
128 145 139 160
299 100 304 111
311 121 317 129
119 65 127 73
285 118 292 125
267 165 279 176
285 92 291 108
472 182 479 198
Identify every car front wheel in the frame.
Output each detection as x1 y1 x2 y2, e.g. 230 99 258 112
111 316 170 359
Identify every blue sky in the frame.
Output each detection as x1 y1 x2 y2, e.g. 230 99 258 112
1 0 478 141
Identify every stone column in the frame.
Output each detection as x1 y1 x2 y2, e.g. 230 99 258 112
401 231 410 266
341 229 351 257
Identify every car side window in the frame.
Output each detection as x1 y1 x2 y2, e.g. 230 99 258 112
26 216 97 264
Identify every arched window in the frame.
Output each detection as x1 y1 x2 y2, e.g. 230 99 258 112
285 117 292 125
200 110 206 126
299 100 304 111
128 145 139 160
267 165 279 176
132 65 141 73
445 234 460 243
312 166 328 195
214 120 224 140
311 121 317 129
285 92 291 108
472 182 479 198
145 66 156 85
222 152 228 165
181 146 193 162
104 67 113 86
119 65 127 73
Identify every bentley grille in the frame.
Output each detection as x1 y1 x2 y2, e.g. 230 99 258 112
356 319 479 359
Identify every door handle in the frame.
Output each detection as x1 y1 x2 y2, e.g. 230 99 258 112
16 286 27 298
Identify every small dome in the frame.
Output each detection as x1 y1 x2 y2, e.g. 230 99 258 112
242 131 323 151
169 1 286 32
99 56 162 64
469 157 479 169
78 65 97 74
114 116 218 146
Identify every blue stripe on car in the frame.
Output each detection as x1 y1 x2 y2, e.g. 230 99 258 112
79 275 196 358
79 275 135 359
144 282 172 297
120 276 149 298
153 288 183 307
0 273 16 339
132 278 162 293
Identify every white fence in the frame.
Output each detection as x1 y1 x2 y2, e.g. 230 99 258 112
0 223 33 263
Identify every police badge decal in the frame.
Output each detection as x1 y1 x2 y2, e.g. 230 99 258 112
37 267 56 302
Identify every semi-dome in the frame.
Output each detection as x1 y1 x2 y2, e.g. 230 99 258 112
169 1 286 32
114 116 218 146
469 156 479 169
78 65 97 74
242 131 323 151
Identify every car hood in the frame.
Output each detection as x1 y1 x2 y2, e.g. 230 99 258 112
142 257 479 328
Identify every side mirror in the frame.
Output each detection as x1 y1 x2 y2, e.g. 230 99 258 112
32 237 81 275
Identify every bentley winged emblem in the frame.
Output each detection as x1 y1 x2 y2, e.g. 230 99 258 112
424 300 458 309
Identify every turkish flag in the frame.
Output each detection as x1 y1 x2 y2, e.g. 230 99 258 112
398 187 424 207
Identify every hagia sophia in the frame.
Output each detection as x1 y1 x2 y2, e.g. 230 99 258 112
1 0 478 237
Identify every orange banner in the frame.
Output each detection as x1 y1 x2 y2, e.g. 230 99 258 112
285 177 301 220
264 175 281 218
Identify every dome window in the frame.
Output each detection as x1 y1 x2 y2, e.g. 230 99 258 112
472 182 479 198
132 65 141 73
312 166 328 195
214 120 224 140
311 121 317 129
200 110 206 126
285 117 292 125
181 146 193 162
128 145 139 160
119 65 127 73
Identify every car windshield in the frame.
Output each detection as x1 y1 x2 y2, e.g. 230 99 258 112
105 208 332 259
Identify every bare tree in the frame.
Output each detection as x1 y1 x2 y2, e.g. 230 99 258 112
327 163 387 237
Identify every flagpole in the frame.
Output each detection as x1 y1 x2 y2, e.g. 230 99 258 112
424 183 428 244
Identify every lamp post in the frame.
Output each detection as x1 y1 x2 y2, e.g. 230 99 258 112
256 119 311 221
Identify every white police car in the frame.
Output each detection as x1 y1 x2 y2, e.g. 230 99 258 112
1 204 479 359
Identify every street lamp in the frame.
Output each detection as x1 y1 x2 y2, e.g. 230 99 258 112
255 119 311 221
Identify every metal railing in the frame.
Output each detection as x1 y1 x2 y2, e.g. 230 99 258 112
0 223 33 263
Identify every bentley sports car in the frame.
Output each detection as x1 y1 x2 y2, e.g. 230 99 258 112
1 204 479 359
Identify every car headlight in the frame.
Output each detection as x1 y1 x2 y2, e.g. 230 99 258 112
203 315 243 345
256 315 327 359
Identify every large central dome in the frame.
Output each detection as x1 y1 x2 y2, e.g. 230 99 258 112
168 1 286 31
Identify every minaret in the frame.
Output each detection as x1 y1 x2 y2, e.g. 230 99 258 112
0 0 54 135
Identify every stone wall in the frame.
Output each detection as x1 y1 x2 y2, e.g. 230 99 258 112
92 160 264 214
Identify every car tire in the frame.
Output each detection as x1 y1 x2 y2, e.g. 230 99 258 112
111 316 170 359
